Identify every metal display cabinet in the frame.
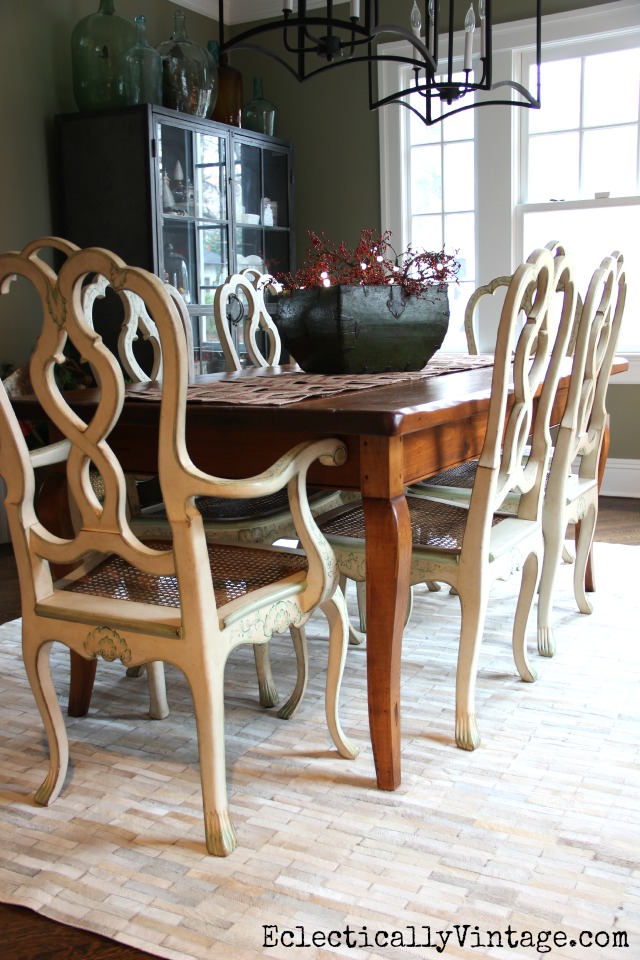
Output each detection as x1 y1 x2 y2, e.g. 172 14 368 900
55 104 294 372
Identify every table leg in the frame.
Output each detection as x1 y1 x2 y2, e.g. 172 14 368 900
360 436 412 791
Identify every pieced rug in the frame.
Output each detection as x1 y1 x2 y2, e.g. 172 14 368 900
0 543 638 960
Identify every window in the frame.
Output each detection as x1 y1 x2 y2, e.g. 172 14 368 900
379 0 640 372
406 78 476 350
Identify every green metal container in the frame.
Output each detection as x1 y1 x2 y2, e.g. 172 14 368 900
275 284 450 374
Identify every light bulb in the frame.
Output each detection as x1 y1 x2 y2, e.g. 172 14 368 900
465 3 476 32
410 0 422 38
464 3 475 71
322 277 331 287
478 0 486 57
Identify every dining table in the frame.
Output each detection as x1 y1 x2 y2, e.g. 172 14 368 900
11 351 628 792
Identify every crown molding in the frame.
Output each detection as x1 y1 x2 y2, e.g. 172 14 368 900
174 1 350 25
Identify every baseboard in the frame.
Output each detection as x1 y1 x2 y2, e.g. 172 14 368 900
601 458 640 498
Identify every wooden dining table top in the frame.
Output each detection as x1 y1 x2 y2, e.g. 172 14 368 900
10 354 629 792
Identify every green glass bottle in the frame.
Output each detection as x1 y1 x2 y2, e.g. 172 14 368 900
242 77 277 136
71 0 135 112
123 15 162 106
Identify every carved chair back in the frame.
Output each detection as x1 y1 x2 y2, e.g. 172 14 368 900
213 268 282 371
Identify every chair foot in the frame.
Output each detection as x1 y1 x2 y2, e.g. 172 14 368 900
204 808 238 856
425 580 442 592
277 626 308 719
348 623 366 646
537 626 556 658
455 712 480 751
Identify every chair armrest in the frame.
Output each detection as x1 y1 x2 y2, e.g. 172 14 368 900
29 439 72 469
178 438 346 504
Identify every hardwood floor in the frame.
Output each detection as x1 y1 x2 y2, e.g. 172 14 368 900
0 495 637 959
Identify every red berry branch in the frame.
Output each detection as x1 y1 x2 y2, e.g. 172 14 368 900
271 228 460 302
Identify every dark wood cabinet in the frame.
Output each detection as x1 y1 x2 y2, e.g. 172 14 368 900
55 104 295 372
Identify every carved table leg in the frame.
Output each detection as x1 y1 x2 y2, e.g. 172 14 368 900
360 436 412 791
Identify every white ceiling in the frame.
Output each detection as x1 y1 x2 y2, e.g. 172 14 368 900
176 1 351 25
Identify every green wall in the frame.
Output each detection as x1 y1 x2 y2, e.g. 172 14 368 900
0 0 636 463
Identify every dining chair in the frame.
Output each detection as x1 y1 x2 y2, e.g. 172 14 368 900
317 246 570 751
0 240 358 855
126 267 351 711
409 250 626 655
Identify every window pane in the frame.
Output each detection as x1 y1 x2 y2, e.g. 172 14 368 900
584 50 640 127
439 279 475 352
442 83 475 142
411 214 443 251
443 141 474 212
409 90 440 144
529 59 581 133
522 203 640 351
528 132 579 202
410 144 442 214
444 212 474 283
583 126 639 198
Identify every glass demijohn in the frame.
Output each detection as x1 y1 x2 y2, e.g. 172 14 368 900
123 15 162 106
71 0 136 111
157 10 218 118
207 40 243 126
243 77 277 137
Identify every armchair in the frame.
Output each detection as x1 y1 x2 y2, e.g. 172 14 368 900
0 240 358 855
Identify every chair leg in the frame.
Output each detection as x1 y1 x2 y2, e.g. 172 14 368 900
277 625 308 719
454 583 488 751
23 639 70 807
513 551 540 683
537 512 567 658
67 651 98 717
253 644 279 707
320 591 359 760
189 660 237 856
574 502 597 615
145 661 169 720
356 579 367 633
425 581 442 592
339 574 367 646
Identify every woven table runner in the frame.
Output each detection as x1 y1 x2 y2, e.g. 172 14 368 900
129 352 494 407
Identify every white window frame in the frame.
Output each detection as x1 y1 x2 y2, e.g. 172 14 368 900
378 0 640 382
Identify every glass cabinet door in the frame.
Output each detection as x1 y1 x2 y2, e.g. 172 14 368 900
156 118 293 372
157 120 231 372
233 139 292 278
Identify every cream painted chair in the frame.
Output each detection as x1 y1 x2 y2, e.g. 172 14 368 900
0 240 357 856
318 247 571 751
409 251 626 656
126 267 349 711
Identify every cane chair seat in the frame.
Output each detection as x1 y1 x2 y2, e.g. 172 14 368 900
322 498 503 554
0 238 358 857
63 540 309 610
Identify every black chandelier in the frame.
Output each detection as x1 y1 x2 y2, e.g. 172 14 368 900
218 1 542 126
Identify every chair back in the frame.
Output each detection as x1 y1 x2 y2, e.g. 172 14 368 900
463 246 576 554
80 262 196 385
559 251 626 486
0 241 208 622
214 269 282 371
464 240 583 357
